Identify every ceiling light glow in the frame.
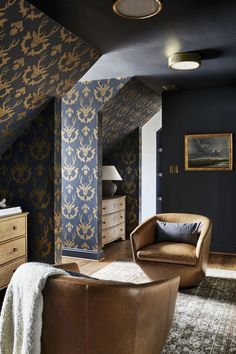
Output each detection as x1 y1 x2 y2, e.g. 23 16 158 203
168 53 201 70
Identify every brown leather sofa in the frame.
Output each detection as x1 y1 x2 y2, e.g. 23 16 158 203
130 213 212 288
41 263 179 354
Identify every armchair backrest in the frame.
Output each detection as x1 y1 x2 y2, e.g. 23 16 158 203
41 274 179 354
156 213 212 258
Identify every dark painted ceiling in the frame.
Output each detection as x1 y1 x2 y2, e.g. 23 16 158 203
28 0 236 92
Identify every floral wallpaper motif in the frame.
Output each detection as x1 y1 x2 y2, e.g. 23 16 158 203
0 71 161 262
54 98 62 263
104 130 141 235
61 78 161 258
102 79 161 235
0 0 99 156
0 101 57 263
0 1 162 261
61 78 128 258
101 78 162 153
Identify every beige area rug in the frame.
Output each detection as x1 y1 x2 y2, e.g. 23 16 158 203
93 262 236 354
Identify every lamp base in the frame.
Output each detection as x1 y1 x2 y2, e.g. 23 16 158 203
102 181 117 197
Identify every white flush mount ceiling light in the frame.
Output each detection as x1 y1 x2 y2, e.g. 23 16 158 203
113 0 163 19
168 53 201 70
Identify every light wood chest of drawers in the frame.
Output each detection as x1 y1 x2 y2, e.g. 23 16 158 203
0 212 28 290
102 196 126 247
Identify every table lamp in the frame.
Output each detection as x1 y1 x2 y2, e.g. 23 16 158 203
102 166 122 197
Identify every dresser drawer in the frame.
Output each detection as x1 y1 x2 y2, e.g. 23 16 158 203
102 210 125 229
0 215 26 242
0 237 26 266
102 222 125 245
102 197 125 215
0 257 25 289
101 197 125 247
102 227 116 244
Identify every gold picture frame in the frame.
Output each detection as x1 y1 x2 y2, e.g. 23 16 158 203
185 133 233 171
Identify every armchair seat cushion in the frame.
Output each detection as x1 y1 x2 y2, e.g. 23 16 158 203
137 242 197 266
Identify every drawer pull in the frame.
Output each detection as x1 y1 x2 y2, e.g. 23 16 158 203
13 226 17 230
102 207 106 210
102 221 106 224
120 216 123 219
120 228 123 232
102 236 106 239
13 248 18 252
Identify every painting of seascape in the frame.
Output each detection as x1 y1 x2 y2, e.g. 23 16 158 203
185 133 233 171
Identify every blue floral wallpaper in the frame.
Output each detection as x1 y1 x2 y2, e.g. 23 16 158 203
0 1 163 262
102 79 161 235
54 98 63 263
0 0 99 157
61 78 128 259
101 78 162 153
104 129 141 236
0 100 58 263
61 78 161 258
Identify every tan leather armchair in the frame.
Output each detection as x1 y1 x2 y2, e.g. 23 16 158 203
41 263 179 354
130 213 212 288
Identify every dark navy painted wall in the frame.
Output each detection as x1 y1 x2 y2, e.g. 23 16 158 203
162 87 236 253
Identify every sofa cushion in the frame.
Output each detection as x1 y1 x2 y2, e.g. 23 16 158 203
156 221 200 246
137 242 197 266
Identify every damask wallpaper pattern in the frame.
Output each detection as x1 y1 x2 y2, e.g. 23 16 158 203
54 98 62 263
0 0 99 156
104 130 141 235
102 79 161 235
0 1 162 262
61 78 128 259
0 101 57 263
101 78 162 153
61 78 161 258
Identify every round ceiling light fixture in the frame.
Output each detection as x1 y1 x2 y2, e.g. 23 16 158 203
168 53 201 70
113 0 163 20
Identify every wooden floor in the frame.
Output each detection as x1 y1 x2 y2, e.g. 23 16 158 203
208 252 236 270
63 240 133 275
63 240 236 275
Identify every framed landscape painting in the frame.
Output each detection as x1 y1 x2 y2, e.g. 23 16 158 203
185 133 233 171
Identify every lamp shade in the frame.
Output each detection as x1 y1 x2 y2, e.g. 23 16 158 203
113 0 162 19
102 166 122 181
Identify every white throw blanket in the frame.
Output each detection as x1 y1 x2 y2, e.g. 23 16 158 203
0 262 67 354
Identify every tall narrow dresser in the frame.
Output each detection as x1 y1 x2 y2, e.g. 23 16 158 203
102 196 126 247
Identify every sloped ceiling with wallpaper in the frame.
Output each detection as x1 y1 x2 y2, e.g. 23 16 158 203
0 0 99 157
101 78 162 153
102 79 162 235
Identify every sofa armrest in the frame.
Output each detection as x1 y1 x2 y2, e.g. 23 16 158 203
53 262 80 273
130 216 157 261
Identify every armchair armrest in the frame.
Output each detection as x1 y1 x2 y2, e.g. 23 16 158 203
195 220 212 259
130 216 157 261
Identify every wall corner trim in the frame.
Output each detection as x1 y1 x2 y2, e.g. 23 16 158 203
62 247 104 260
